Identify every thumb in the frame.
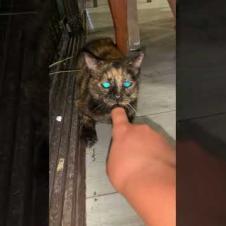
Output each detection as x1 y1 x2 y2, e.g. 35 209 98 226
111 107 129 127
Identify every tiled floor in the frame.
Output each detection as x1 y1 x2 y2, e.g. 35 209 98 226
86 1 175 225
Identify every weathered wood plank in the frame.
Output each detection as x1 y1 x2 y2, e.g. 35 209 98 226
49 33 72 200
50 0 87 225
50 33 86 226
61 38 84 226
50 75 75 225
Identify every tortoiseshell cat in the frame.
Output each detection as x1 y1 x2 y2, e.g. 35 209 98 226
76 38 144 147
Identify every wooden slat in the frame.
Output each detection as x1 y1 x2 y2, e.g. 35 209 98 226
50 34 86 226
50 0 87 224
49 33 72 200
61 38 84 226
50 74 75 225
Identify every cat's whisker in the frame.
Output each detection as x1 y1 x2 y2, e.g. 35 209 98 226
93 103 105 112
126 104 134 114
49 56 74 68
49 69 81 76
127 103 137 114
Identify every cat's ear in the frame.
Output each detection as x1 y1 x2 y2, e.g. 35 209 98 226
83 52 102 71
128 52 144 69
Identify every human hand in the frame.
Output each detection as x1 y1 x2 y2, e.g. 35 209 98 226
107 107 175 192
107 107 176 226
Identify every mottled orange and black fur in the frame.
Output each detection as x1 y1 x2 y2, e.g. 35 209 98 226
76 38 144 146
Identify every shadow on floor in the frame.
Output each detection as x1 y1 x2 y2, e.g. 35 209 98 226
135 116 175 146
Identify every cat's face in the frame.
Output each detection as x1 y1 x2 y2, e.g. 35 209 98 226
84 52 144 109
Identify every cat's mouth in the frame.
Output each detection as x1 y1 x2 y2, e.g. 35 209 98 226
110 104 133 118
110 103 127 110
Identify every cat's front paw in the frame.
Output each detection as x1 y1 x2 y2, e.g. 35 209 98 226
80 126 97 147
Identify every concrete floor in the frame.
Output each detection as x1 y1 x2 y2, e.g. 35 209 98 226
86 1 175 225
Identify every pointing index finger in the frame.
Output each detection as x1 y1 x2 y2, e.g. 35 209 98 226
111 107 129 126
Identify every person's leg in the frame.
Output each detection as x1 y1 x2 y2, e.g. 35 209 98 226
167 0 176 18
108 0 128 54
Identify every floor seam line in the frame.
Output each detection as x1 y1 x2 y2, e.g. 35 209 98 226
86 191 118 199
137 109 175 117
178 111 226 122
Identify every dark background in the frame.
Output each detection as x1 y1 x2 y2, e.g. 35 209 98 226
177 0 226 225
0 0 60 225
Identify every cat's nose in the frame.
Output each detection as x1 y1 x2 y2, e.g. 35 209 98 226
115 95 121 100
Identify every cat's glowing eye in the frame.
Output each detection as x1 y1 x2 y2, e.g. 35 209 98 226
123 80 133 88
101 81 111 89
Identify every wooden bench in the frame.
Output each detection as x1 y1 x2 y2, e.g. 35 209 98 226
49 32 86 226
49 1 87 226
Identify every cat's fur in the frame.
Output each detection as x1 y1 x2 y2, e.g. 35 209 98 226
76 38 144 147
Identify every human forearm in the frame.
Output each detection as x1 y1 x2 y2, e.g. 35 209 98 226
107 108 176 226
120 161 176 226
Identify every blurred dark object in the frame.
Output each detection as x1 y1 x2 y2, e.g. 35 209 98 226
1 0 87 224
177 0 226 225
177 120 226 226
0 0 60 225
